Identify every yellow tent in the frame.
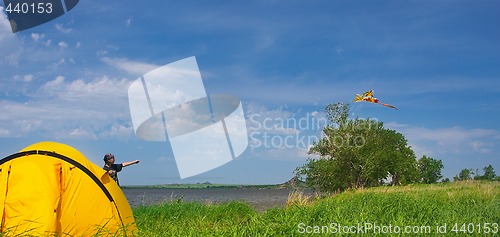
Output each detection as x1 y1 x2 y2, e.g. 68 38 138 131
0 141 137 236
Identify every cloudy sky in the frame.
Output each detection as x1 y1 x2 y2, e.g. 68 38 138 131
0 0 498 185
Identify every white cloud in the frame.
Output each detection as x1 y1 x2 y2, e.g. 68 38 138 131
28 32 52 49
96 50 107 56
125 17 132 27
31 33 45 42
44 39 52 47
385 123 500 180
13 119 44 134
3 50 21 66
55 23 73 33
101 122 133 139
336 48 344 57
0 127 9 136
407 143 435 159
0 8 12 36
243 103 325 161
246 103 326 134
43 76 65 89
58 41 68 49
246 103 297 135
100 57 159 75
68 128 97 139
12 74 34 83
0 9 21 66
470 141 493 154
48 58 66 69
0 76 134 139
385 122 500 155
41 75 130 101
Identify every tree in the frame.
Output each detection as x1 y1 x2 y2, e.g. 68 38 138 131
441 178 451 183
417 155 443 184
295 103 418 193
474 165 497 180
483 165 496 180
379 129 418 185
454 169 474 181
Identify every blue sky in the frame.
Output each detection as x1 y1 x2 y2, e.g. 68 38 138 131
0 0 498 185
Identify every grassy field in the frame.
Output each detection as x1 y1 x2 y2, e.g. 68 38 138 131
133 181 499 236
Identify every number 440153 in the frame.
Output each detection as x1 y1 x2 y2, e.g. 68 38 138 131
450 223 498 234
5 2 53 14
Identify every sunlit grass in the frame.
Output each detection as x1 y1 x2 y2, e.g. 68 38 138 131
286 189 316 208
133 201 257 236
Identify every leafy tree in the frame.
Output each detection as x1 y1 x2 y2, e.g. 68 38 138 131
417 155 443 184
380 129 418 185
441 178 451 183
454 169 474 181
295 157 343 192
295 103 418 193
474 165 497 180
483 165 496 180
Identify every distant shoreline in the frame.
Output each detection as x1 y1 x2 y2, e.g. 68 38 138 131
121 183 304 190
122 177 307 189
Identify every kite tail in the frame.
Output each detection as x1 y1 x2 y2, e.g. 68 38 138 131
380 103 398 110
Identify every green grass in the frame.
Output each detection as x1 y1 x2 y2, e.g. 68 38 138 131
133 181 499 236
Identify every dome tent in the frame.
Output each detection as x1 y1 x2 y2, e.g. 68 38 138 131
0 141 137 236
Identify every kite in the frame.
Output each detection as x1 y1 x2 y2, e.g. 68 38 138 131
353 90 398 110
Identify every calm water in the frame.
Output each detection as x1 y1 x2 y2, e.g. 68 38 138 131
122 188 298 212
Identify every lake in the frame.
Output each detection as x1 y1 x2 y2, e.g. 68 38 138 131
122 188 301 212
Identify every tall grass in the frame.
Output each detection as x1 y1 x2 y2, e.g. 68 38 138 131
133 201 257 236
133 181 499 236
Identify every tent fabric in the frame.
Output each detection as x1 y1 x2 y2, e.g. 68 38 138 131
0 141 137 236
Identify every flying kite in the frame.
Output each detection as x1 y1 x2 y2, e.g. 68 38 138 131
353 90 398 110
